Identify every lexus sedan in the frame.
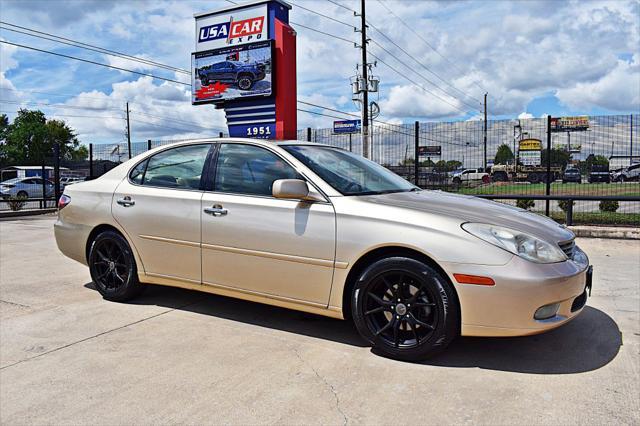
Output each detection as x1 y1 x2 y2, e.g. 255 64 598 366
55 139 592 360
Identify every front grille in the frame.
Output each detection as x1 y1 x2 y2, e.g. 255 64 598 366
559 239 575 259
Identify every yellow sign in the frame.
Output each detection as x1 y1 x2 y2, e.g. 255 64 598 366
519 138 542 151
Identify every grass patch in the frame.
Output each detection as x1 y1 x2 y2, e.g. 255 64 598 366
548 211 640 226
457 182 640 197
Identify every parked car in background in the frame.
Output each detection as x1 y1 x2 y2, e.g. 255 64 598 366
0 177 54 198
55 139 592 361
611 163 640 182
197 61 266 90
451 168 490 185
60 177 85 190
562 168 582 184
588 164 610 183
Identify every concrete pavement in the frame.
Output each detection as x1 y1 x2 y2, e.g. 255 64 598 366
1 216 638 425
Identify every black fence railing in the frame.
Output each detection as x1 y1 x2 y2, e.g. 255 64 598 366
1 115 638 226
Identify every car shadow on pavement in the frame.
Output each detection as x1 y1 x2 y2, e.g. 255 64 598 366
426 306 622 374
84 282 367 348
85 283 622 373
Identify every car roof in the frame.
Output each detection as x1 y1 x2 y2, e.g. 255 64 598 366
155 138 335 149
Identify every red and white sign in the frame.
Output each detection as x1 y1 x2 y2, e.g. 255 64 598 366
195 4 268 51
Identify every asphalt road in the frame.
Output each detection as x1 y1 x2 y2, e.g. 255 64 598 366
1 216 638 425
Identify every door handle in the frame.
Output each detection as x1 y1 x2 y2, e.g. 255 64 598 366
117 196 135 207
204 204 228 217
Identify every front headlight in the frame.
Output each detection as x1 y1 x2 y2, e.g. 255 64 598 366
462 223 567 264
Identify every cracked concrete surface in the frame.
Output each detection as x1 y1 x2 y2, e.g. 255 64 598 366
1 216 638 425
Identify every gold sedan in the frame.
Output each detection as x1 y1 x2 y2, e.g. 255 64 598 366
55 139 592 360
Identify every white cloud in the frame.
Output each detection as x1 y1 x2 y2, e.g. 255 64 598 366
59 77 225 141
556 57 640 112
518 112 534 119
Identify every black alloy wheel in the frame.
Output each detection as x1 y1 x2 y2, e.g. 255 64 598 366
238 76 253 90
352 257 459 361
89 231 143 302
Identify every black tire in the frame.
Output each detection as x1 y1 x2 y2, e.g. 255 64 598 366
452 177 461 185
201 78 209 86
16 190 28 198
88 230 144 302
528 173 540 184
620 176 626 183
351 257 459 361
237 75 253 90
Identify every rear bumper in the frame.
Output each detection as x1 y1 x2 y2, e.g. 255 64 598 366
443 254 590 337
54 219 92 266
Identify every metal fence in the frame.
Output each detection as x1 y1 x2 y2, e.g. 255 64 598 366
2 115 638 226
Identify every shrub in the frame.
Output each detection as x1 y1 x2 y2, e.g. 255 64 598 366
599 200 619 213
516 199 535 210
7 195 27 211
558 199 575 212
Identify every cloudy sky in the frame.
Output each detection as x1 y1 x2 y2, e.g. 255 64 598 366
1 0 639 145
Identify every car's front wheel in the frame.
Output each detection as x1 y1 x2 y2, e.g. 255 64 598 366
351 257 459 361
89 230 144 302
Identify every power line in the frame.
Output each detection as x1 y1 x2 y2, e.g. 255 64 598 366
131 110 227 132
366 21 483 106
288 0 355 28
0 40 191 86
289 21 355 44
0 22 188 74
326 0 356 13
297 100 359 118
376 0 490 95
0 99 124 112
0 110 123 120
296 108 356 120
369 39 480 114
368 49 475 116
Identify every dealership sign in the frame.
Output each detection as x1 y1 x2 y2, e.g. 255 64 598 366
551 116 590 132
192 1 296 140
195 4 268 51
519 138 542 166
333 119 361 134
192 40 273 104
418 146 442 156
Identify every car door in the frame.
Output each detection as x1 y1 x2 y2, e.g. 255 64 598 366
112 143 212 284
200 143 336 305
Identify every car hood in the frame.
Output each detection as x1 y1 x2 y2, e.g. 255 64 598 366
359 190 574 243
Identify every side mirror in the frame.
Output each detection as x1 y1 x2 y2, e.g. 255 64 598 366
272 179 309 200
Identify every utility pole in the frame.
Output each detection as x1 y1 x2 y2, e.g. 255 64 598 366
126 102 132 159
360 0 369 159
483 93 487 170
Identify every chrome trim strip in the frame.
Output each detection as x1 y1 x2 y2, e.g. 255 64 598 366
139 234 200 248
202 242 338 268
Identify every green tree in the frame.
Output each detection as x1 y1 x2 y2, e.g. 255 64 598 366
494 144 515 165
445 160 462 171
541 148 571 169
0 109 84 167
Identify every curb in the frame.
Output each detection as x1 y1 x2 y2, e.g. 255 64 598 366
0 208 57 218
569 225 640 240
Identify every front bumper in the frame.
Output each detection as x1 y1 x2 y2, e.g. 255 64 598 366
443 255 591 337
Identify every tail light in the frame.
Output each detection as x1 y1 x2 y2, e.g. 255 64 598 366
58 194 71 210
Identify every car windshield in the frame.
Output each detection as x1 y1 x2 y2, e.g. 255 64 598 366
283 145 417 196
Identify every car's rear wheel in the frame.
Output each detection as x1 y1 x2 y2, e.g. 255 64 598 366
89 231 144 302
351 257 459 361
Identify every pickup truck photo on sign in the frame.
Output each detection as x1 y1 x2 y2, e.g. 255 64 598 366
192 40 272 104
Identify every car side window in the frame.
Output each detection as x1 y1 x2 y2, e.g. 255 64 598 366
214 144 300 196
141 144 210 190
130 160 147 185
